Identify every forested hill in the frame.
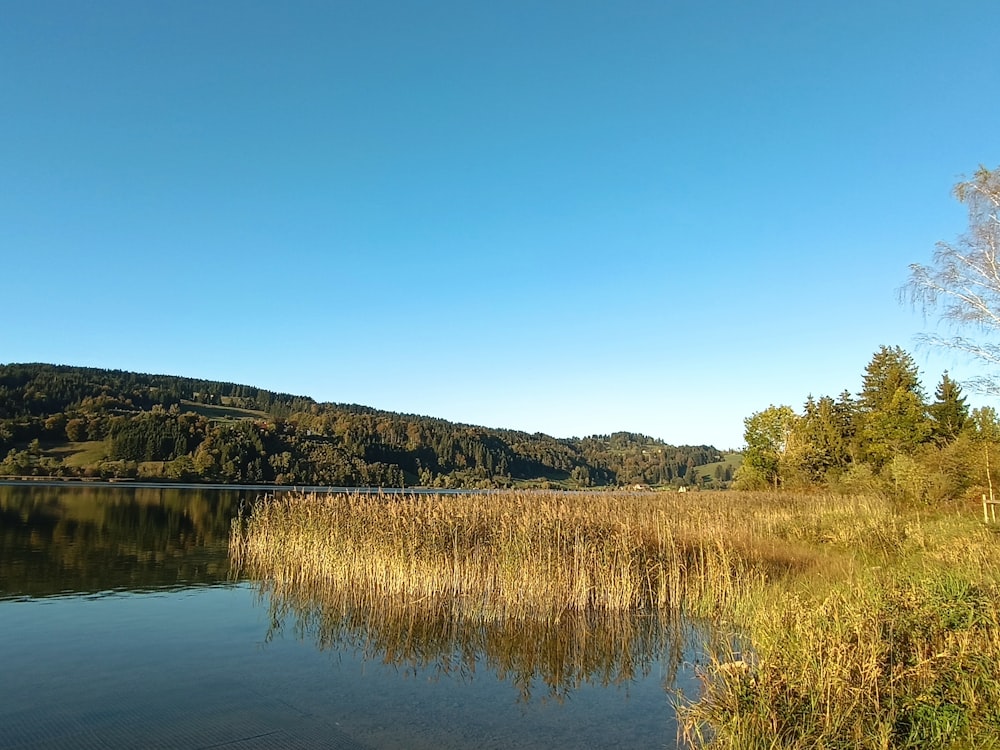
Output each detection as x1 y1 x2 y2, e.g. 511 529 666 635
0 364 724 488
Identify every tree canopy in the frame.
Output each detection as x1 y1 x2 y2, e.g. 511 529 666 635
740 405 796 490
733 339 1000 504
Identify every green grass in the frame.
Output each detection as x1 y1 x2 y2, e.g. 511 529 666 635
47 440 109 467
677 501 1000 749
691 451 743 485
680 567 1000 749
178 400 270 421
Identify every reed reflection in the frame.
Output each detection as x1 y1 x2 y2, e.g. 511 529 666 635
252 578 696 702
232 491 723 702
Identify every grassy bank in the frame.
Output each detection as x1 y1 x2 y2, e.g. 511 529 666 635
678 504 1000 748
230 490 1000 747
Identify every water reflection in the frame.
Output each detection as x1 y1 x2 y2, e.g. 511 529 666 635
0 483 246 597
0 484 701 748
252 577 701 704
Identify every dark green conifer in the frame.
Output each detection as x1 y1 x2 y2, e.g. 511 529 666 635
928 371 968 443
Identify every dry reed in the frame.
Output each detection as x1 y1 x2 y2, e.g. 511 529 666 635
230 490 824 620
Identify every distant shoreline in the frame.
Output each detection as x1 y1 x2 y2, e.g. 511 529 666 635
0 477 475 494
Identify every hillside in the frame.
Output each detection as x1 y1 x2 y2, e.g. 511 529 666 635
0 363 727 488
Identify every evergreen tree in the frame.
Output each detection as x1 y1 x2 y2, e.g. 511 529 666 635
834 390 858 461
928 371 968 443
859 345 923 411
791 394 852 483
861 389 932 468
856 347 931 468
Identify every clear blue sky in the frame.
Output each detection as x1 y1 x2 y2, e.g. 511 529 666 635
3 1 998 448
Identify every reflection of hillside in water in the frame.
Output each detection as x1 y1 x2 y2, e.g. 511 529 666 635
0 485 246 597
255 579 699 702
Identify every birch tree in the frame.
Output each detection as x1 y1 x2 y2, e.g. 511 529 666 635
904 166 1000 393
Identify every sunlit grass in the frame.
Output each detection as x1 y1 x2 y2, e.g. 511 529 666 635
680 566 1000 749
231 490 825 621
49 440 108 467
676 499 1000 749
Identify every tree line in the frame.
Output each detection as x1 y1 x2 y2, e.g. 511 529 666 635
0 364 719 488
737 345 998 502
738 165 1000 502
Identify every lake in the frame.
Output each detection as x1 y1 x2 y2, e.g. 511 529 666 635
0 483 705 749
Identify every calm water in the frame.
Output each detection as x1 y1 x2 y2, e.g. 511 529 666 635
0 484 704 749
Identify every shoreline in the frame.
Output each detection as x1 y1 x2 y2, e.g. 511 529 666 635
0 477 477 494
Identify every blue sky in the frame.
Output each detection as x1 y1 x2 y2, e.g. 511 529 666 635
3 1 998 448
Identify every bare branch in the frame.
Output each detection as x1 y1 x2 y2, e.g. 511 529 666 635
904 166 1000 391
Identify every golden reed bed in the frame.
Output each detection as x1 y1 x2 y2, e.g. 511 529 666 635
232 489 1000 747
228 489 822 619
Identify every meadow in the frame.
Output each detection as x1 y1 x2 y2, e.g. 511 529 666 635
231 489 1000 748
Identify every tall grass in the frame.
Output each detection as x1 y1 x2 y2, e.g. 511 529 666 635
230 489 1000 747
230 490 829 620
677 501 1000 749
680 567 1000 748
